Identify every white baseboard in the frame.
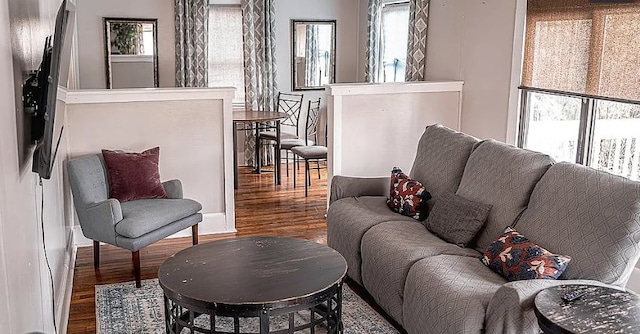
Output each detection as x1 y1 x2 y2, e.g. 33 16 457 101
57 232 77 334
73 213 236 248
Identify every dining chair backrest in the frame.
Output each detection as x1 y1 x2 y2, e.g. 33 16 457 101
277 92 304 136
304 98 322 144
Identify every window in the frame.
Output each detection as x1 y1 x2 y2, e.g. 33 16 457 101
208 5 245 102
518 0 640 181
378 1 410 83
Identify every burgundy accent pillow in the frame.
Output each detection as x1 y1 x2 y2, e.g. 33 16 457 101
102 147 168 202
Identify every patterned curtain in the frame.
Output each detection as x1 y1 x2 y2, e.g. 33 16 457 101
405 0 430 81
175 0 209 87
305 25 319 87
241 0 278 166
365 0 382 83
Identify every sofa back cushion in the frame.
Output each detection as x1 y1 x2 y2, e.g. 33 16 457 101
456 140 554 253
409 124 479 210
514 162 640 286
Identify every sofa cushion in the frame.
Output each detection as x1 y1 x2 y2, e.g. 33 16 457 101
360 221 481 325
116 198 202 238
387 167 432 220
456 140 554 253
482 227 571 281
327 196 415 284
409 124 479 210
424 193 492 247
514 162 640 287
403 255 506 334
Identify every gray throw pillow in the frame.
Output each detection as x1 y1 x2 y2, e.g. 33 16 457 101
424 193 492 247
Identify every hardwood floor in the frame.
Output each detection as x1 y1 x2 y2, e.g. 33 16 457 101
67 163 331 333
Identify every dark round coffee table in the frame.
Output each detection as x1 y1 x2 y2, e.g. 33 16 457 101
534 284 640 333
158 237 348 334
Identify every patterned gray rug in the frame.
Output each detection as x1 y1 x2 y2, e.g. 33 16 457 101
96 279 399 334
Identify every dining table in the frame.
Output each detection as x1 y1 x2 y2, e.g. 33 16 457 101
232 110 289 189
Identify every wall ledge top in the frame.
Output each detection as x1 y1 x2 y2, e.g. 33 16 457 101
65 87 236 104
326 81 464 96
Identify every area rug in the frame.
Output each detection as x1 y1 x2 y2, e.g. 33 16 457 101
96 279 399 334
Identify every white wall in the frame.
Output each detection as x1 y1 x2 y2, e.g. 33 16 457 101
76 0 175 89
1 0 74 332
424 0 525 143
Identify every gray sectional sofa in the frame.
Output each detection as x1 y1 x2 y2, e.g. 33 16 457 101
326 123 640 333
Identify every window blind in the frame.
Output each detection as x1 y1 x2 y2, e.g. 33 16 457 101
208 5 244 101
522 0 640 102
379 2 410 82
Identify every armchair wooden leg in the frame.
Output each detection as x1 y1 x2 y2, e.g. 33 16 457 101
132 251 141 288
93 241 100 269
192 224 199 245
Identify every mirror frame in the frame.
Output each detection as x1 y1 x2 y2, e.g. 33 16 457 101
290 19 337 91
103 17 159 89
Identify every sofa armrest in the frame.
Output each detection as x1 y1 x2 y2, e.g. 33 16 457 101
81 199 123 244
485 279 619 334
162 179 183 199
329 175 390 204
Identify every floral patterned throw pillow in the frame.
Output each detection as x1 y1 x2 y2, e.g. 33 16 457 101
386 167 432 221
481 227 571 281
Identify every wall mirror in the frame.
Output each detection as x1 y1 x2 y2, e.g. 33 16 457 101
103 18 158 89
291 20 336 91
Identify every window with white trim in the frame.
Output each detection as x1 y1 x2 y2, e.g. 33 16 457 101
518 0 640 181
208 4 245 103
377 1 410 83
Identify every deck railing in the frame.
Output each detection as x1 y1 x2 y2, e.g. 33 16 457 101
526 119 639 181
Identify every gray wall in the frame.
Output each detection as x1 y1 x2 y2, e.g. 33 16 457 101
353 0 525 142
1 0 71 332
424 0 524 142
271 0 362 144
274 0 360 91
76 0 175 89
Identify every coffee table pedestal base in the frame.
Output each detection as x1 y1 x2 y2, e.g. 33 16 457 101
163 283 344 334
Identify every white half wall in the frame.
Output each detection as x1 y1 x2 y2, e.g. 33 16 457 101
326 81 463 180
76 0 175 89
65 88 237 246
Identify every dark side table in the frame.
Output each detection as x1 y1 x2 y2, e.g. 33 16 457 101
158 236 348 334
534 284 640 333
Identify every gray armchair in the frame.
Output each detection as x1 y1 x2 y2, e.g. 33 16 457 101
68 153 202 287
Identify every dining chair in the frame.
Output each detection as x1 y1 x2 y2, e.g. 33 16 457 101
291 99 327 197
280 98 321 177
256 92 304 170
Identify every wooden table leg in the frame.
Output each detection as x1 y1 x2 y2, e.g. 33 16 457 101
276 120 281 185
255 122 261 174
233 122 239 189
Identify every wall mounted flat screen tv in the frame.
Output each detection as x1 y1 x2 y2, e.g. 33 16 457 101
25 0 75 179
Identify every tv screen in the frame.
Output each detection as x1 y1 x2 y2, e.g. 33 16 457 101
29 0 75 179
